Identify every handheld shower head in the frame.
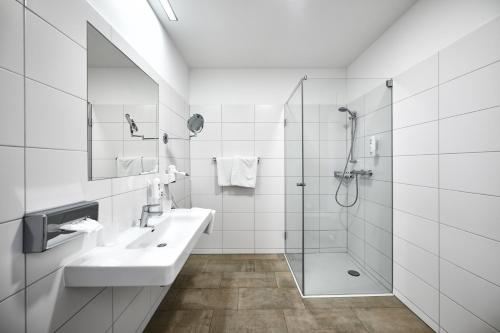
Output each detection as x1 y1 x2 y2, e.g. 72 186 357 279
125 113 139 134
338 106 357 118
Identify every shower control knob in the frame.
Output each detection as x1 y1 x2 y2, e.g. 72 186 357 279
296 182 306 187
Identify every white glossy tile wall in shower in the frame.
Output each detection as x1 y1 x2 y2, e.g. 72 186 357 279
0 290 25 333
439 61 500 119
318 140 345 158
319 104 345 123
257 158 284 177
364 106 392 135
393 121 438 156
26 79 87 150
0 0 23 74
0 146 24 223
319 123 346 141
440 224 500 286
255 105 283 122
439 16 500 83
221 104 254 122
440 152 500 196
440 259 500 330
364 83 392 113
393 87 438 129
0 68 24 147
440 189 500 241
393 55 438 102
0 220 24 302
25 10 86 98
439 106 500 153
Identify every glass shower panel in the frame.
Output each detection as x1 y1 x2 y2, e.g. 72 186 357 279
285 77 393 296
284 81 304 293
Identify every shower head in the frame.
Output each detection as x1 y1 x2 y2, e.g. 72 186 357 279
338 106 357 118
125 113 139 134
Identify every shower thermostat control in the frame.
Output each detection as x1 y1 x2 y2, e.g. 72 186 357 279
369 136 378 156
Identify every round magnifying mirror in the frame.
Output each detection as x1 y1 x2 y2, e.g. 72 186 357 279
187 114 204 136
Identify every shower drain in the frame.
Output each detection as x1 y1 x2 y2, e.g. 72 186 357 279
157 243 167 247
348 270 360 277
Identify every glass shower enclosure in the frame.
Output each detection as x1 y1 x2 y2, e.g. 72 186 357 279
284 76 393 296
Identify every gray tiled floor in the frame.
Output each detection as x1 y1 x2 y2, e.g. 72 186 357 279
145 254 433 333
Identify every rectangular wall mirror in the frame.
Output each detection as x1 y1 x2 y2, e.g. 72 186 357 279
87 23 159 180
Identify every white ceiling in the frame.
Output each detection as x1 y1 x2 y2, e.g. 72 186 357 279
151 0 417 68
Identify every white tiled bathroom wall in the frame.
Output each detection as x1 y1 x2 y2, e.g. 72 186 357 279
390 16 500 333
190 104 285 253
0 0 190 332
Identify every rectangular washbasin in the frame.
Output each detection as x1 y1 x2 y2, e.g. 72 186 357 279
64 208 214 287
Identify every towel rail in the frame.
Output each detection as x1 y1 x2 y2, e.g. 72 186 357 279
212 157 260 163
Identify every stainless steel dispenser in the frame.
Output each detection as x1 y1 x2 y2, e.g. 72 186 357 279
23 201 99 253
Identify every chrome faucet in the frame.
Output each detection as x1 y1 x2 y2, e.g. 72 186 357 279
139 204 162 227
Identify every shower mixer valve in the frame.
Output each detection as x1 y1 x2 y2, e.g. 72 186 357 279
333 169 373 179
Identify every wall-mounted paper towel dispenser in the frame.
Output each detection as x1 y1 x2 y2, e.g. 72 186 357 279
23 201 99 253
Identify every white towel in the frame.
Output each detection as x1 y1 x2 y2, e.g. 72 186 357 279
116 157 142 176
216 157 233 186
59 218 103 233
230 156 258 188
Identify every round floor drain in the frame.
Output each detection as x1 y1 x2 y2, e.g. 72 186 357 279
157 243 167 247
348 270 360 277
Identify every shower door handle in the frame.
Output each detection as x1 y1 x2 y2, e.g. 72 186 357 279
296 182 306 187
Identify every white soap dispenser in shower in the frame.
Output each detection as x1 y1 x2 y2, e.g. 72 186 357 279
369 136 378 156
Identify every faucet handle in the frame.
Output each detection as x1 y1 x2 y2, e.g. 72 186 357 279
143 204 160 212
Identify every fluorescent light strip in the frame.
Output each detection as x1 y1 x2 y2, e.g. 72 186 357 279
160 0 178 21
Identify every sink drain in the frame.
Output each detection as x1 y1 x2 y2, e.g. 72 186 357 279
157 243 167 248
348 270 360 277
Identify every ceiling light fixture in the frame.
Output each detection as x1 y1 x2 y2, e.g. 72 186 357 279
160 0 178 21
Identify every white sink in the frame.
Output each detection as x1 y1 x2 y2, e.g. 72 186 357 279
64 208 214 287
